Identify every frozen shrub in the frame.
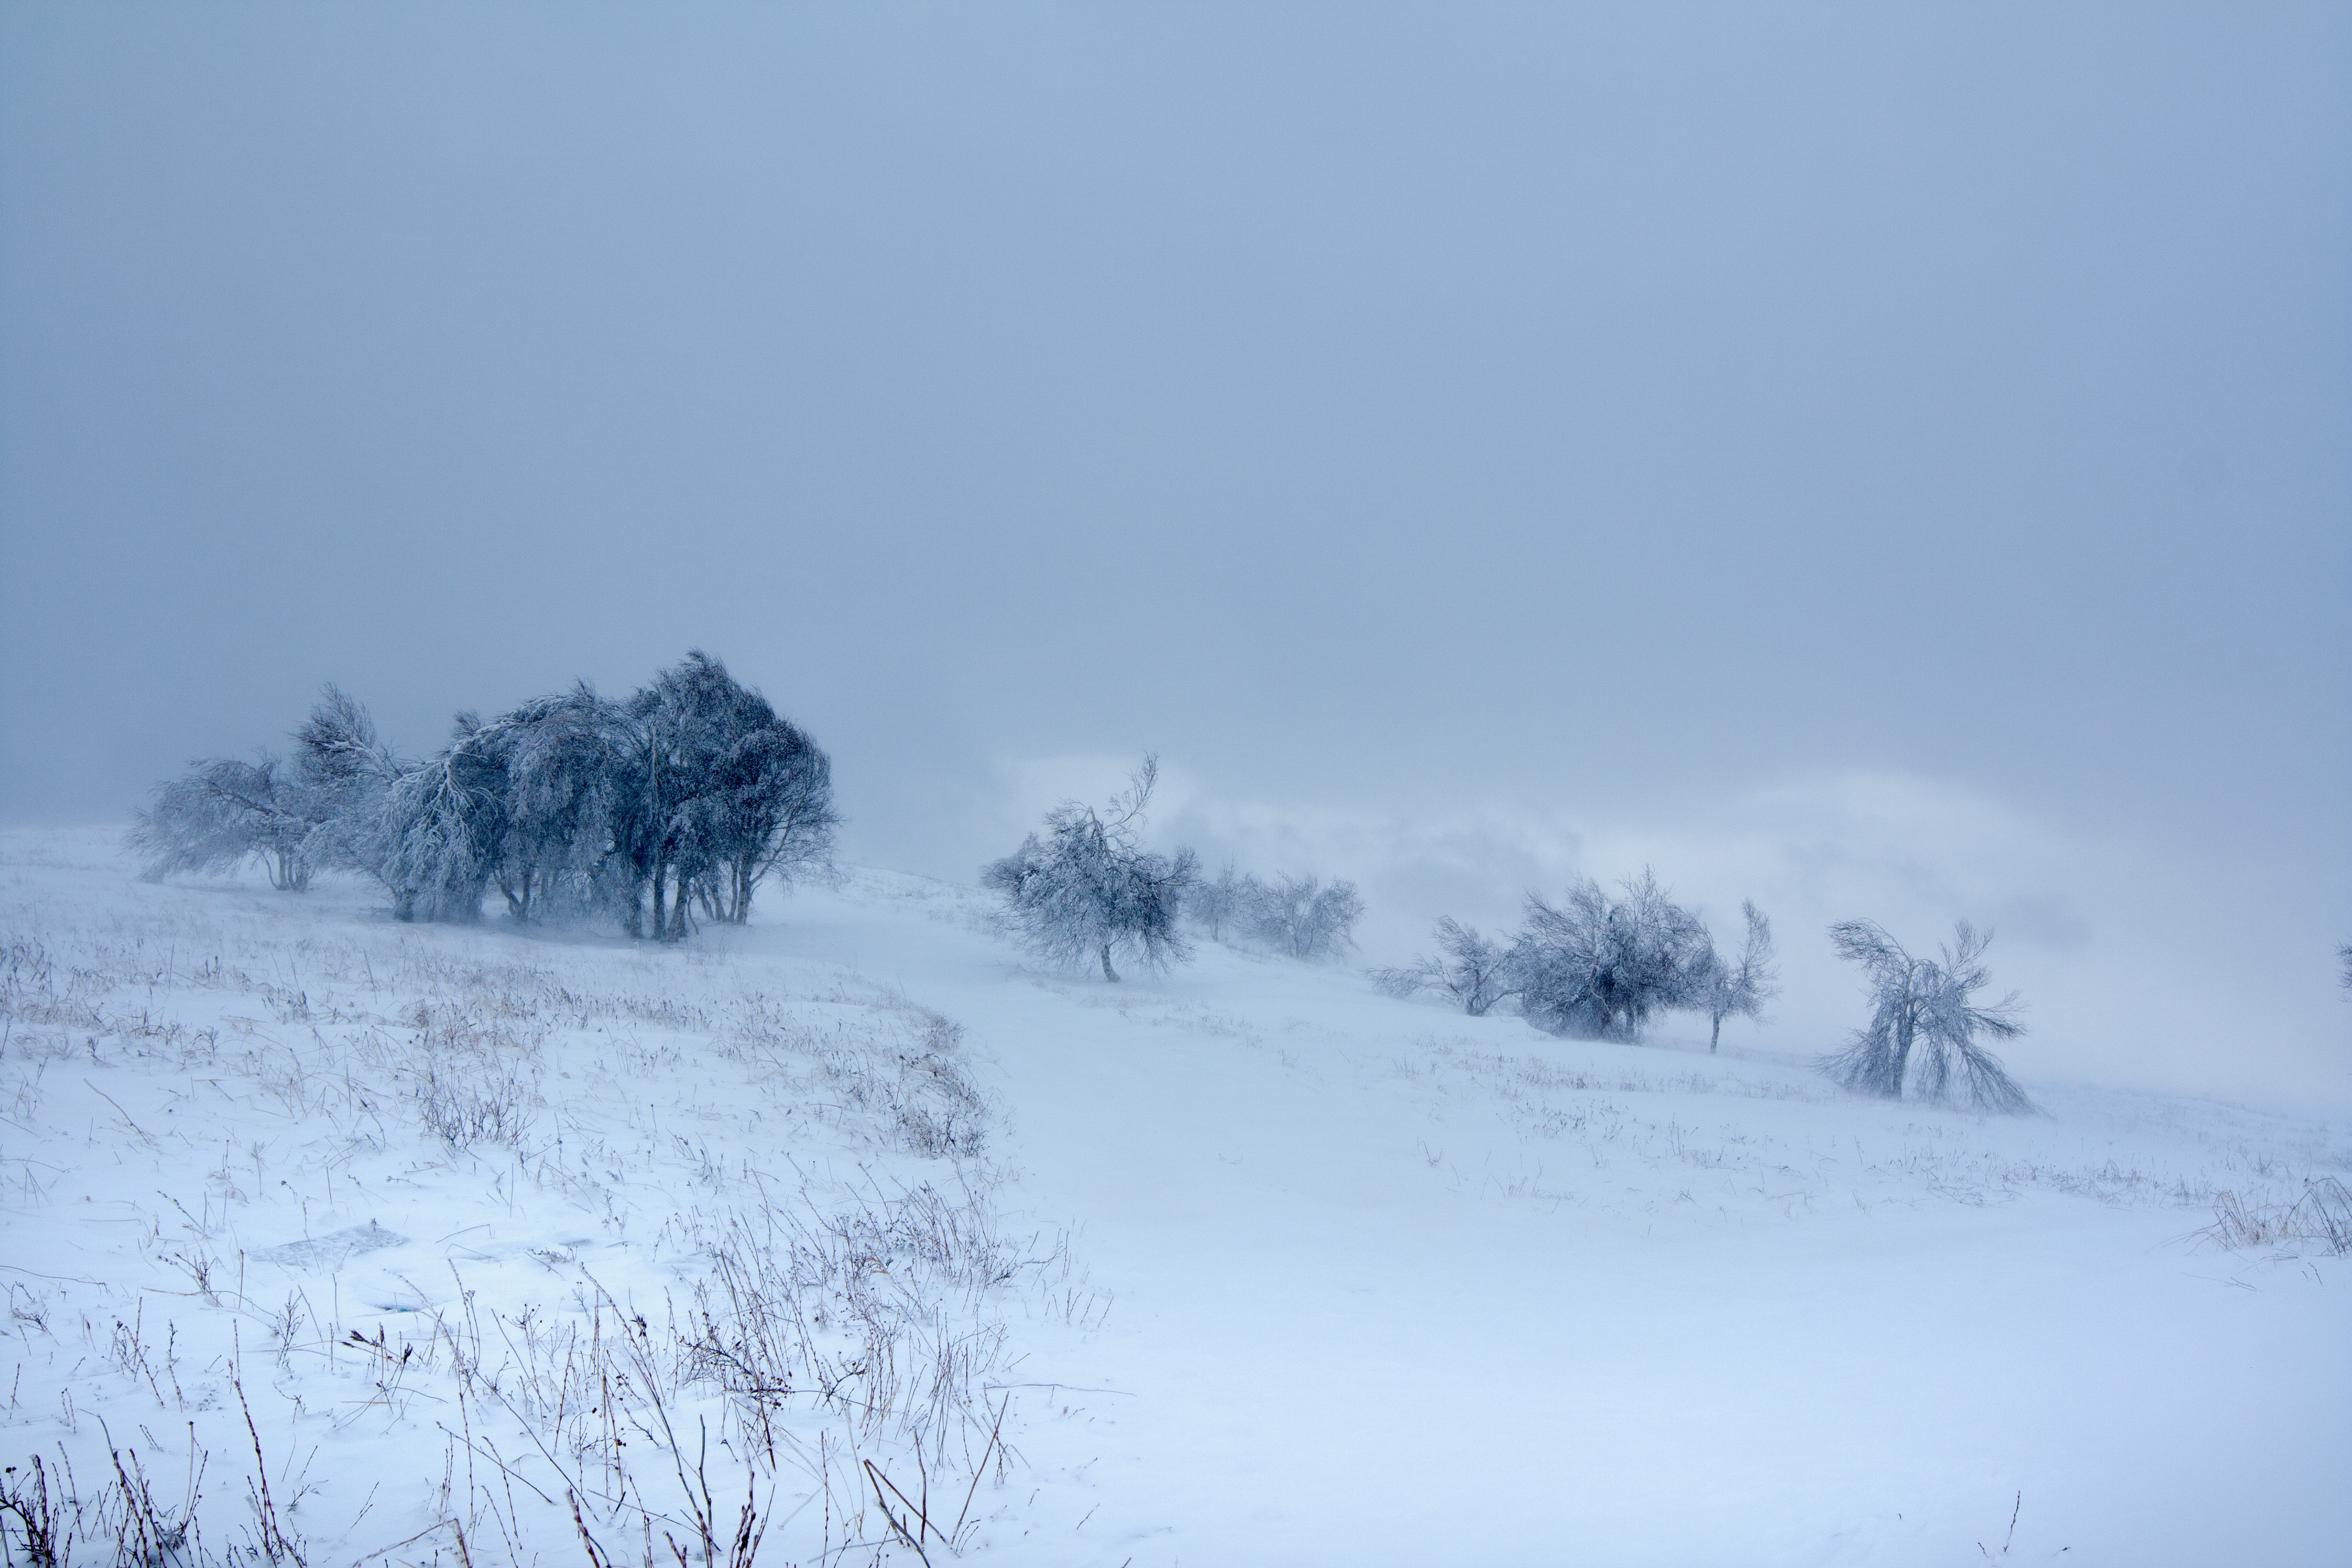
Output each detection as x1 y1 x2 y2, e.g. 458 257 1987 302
1373 917 1518 1015
1514 870 1713 1042
415 1060 535 1150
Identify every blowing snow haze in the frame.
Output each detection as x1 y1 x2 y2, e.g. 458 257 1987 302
2 6 2346 1106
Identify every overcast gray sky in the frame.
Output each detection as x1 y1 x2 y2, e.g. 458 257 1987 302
4 4 2346 1104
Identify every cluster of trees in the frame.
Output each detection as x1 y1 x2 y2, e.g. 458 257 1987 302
1185 866 1365 961
1375 871 1779 1051
131 652 837 939
1379 875 2037 1112
982 758 1364 981
137 687 2059 1109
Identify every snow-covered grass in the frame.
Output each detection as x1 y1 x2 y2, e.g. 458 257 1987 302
3 827 2348 1566
0 831 1084 1567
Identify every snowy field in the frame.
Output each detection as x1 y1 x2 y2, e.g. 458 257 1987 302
3 825 2348 1567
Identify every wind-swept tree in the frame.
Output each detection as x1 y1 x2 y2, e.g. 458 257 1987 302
292 685 396 820
1373 917 1520 1016
286 683 409 894
373 716 511 924
695 679 839 925
983 756 1197 982
295 684 554 924
616 655 727 939
128 755 321 890
614 651 837 938
488 686 634 923
1696 901 1780 1052
1513 869 1714 1041
1184 865 1364 960
1825 919 2031 1113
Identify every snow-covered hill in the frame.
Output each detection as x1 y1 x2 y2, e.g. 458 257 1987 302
3 828 2346 1566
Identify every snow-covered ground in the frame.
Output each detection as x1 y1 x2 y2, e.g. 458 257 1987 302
3 827 2346 1566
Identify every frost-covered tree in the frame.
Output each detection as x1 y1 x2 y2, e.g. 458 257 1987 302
983 756 1197 982
184 660 834 936
128 755 320 890
612 651 837 939
1824 919 2031 1113
1244 873 1365 961
693 678 839 925
379 718 512 924
1513 869 1714 1041
616 657 722 939
288 684 508 924
485 686 634 923
2339 940 2351 994
292 684 395 814
1696 901 1779 1052
1185 863 1250 941
1183 864 1364 961
288 684 404 893
1373 917 1520 1016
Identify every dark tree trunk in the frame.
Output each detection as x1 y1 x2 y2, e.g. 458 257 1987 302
1100 943 1120 983
1886 1011 1917 1096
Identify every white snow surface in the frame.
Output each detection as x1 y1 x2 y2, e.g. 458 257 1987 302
3 827 2347 1566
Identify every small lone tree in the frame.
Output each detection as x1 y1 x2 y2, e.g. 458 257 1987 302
983 756 1197 982
1697 901 1780 1052
1825 919 2031 1113
1374 917 1521 1016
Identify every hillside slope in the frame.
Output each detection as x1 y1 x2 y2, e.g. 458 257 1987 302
3 829 2346 1566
